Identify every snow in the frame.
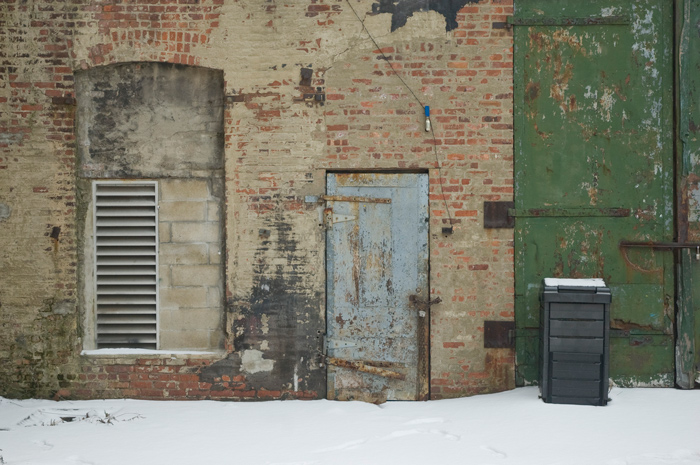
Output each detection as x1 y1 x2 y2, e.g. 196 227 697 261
1 387 699 465
544 278 607 287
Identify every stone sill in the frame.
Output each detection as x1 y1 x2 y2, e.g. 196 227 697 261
81 349 226 359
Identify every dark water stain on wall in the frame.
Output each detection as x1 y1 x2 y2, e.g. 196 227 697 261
371 0 478 32
205 209 325 396
75 62 224 179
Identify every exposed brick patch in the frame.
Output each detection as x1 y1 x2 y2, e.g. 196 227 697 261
54 357 321 401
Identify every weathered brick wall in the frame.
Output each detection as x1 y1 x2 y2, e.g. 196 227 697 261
1 0 82 398
0 0 513 400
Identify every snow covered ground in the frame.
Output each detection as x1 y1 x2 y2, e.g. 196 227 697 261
1 387 699 465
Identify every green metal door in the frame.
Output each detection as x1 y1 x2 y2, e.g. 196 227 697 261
514 1 675 386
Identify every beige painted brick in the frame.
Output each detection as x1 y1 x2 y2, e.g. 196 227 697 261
171 265 222 287
160 287 208 308
160 179 209 201
160 243 208 265
160 201 207 222
171 222 220 243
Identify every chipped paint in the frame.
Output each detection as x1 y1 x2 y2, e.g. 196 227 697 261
599 88 615 121
261 314 270 335
514 0 675 386
326 173 430 401
241 349 275 374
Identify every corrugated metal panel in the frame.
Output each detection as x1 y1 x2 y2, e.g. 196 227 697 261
94 182 158 349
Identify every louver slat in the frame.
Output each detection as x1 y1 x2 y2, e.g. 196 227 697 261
95 182 158 349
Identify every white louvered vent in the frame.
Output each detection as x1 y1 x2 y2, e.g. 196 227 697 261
94 182 158 349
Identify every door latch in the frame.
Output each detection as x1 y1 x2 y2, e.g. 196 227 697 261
408 295 442 317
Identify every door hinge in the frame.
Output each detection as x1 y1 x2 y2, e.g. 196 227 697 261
323 208 357 229
321 195 391 204
326 339 357 349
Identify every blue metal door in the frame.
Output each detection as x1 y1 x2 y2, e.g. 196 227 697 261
326 173 430 401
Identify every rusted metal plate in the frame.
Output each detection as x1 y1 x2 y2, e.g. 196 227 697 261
326 173 429 401
514 0 675 386
326 357 406 380
484 201 515 228
484 321 515 348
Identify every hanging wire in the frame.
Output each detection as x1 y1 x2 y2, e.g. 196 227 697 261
345 0 454 226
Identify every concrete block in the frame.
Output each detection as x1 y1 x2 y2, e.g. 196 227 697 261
161 179 210 201
158 265 171 288
160 329 215 351
160 201 207 222
171 222 220 243
171 265 222 287
209 331 225 350
159 222 171 243
206 201 220 222
159 243 208 265
208 244 222 265
207 286 222 307
160 287 208 309
160 307 221 331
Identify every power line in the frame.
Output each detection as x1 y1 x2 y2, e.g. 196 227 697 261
344 0 453 226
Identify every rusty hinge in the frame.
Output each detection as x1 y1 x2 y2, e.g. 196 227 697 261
323 208 357 229
321 195 391 204
325 357 406 380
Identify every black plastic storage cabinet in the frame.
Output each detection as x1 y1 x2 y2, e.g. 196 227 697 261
540 279 611 406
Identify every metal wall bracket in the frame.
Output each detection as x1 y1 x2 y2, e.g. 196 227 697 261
507 15 630 26
484 201 515 228
484 320 515 348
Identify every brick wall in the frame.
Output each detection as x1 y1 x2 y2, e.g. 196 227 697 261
0 0 514 400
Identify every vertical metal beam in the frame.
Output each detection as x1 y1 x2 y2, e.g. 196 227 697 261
676 0 698 388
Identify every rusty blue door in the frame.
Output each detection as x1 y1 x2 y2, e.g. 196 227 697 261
326 173 429 401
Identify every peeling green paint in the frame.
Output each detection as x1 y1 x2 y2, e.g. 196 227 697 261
514 0 675 386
